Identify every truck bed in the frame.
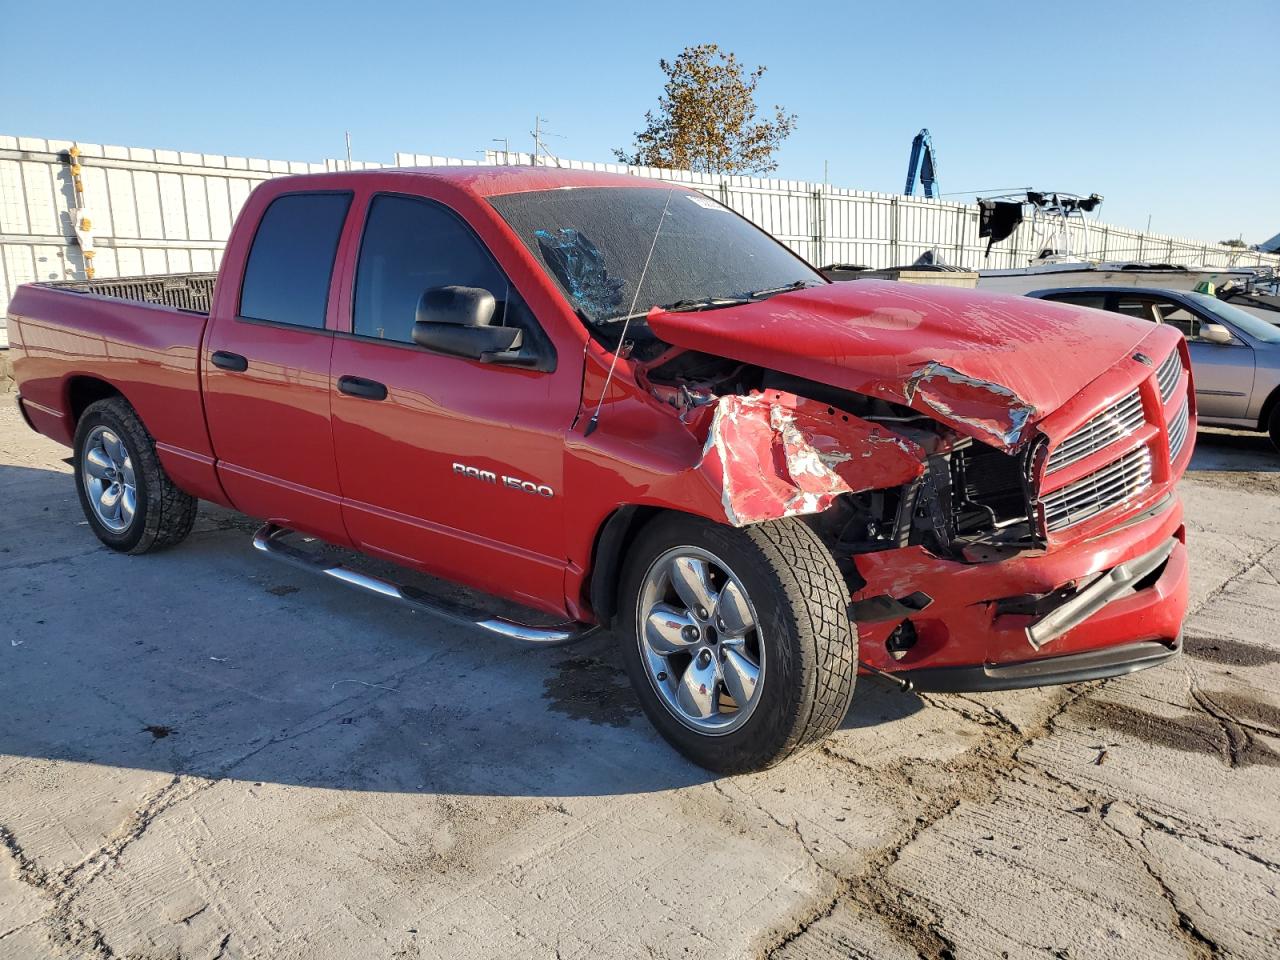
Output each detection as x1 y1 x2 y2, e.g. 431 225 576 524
42 272 218 315
7 277 216 485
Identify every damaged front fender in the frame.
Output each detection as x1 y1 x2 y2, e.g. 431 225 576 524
697 391 926 527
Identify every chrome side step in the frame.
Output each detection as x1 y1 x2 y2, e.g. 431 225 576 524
251 524 598 646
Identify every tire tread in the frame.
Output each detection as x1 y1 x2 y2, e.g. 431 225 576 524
743 518 857 762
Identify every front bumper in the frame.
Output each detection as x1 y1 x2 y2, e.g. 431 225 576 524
903 635 1182 692
853 492 1188 688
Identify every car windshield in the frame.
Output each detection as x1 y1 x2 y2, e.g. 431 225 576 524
1188 292 1280 343
488 187 825 327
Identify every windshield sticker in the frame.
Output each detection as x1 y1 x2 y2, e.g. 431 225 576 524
534 228 625 319
687 194 728 212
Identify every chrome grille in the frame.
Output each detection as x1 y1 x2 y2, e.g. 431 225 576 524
1156 349 1181 402
1167 397 1190 463
1041 446 1153 532
1046 389 1145 473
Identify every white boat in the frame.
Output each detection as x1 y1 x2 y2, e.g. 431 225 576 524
973 191 1256 295
977 257 1256 296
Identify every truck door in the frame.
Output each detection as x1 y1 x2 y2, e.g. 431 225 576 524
328 193 574 613
202 190 354 545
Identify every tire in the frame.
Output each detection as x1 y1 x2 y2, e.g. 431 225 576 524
73 397 197 554
1269 405 1280 453
618 513 857 774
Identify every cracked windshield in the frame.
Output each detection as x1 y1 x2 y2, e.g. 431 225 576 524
490 186 825 328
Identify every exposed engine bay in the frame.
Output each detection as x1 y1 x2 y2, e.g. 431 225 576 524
636 346 1046 567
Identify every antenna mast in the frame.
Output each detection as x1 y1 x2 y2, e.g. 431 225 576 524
583 189 675 437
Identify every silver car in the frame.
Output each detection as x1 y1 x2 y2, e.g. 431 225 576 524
1027 286 1280 450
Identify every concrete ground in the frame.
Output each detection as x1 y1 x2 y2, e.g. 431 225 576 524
1 399 1277 960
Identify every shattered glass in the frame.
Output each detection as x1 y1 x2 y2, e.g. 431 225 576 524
491 187 822 327
534 228 625 319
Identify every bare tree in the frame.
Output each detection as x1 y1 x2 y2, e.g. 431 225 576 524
615 44 797 175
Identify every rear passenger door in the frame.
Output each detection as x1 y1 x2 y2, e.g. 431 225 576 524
328 193 572 612
1110 294 1255 420
202 191 354 545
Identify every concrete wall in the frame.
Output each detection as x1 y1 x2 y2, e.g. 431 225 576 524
3 133 1277 325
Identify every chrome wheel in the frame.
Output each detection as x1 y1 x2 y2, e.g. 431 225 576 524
635 546 765 735
81 425 137 534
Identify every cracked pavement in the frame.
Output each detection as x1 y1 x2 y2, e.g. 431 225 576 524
1 402 1277 960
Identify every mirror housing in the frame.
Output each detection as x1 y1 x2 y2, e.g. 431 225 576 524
1200 322 1233 345
411 285 525 363
416 285 496 327
412 321 523 360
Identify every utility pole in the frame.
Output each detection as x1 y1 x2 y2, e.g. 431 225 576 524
532 116 543 167
345 131 353 170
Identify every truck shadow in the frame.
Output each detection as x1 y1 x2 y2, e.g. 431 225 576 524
0 463 922 798
1187 427 1279 473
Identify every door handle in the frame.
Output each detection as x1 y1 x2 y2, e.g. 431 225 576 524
337 375 388 401
210 350 248 372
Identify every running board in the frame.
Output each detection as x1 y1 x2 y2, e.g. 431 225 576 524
251 524 598 646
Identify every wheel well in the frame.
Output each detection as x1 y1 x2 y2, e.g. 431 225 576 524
586 505 665 626
66 377 123 425
1259 385 1280 431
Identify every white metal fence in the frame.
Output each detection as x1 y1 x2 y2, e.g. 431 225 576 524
3 133 1276 327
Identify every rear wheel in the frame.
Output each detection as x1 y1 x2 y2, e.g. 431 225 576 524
1268 405 1280 453
73 397 197 553
618 514 857 773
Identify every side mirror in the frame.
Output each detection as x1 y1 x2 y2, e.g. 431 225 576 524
411 285 524 362
1199 322 1233 345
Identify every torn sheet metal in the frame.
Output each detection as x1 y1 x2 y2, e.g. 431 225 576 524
699 392 926 527
902 361 1036 450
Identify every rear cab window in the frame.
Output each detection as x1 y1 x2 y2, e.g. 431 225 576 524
239 192 352 328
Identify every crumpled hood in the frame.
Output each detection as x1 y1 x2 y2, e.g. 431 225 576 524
646 280 1153 451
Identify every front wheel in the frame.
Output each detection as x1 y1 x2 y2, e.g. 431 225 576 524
618 514 857 773
73 397 197 554
1269 405 1280 453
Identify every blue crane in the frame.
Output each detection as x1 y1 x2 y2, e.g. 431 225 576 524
903 129 939 199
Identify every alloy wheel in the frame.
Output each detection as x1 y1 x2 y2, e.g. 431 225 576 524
81 425 137 534
635 546 765 735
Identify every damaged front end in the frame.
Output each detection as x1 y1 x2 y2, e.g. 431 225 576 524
638 347 1049 564
624 310 1188 692
631 344 1187 685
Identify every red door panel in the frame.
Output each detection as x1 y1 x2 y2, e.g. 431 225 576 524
327 191 581 613
331 339 570 613
202 323 346 544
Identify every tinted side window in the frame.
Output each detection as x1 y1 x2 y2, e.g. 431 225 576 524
1114 297 1201 337
239 193 351 328
354 195 507 343
1114 297 1165 325
1047 293 1108 310
1155 301 1202 339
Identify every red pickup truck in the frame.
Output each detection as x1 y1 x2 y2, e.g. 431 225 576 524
8 167 1193 772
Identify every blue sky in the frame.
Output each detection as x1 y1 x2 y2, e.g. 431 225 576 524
2 0 1275 243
